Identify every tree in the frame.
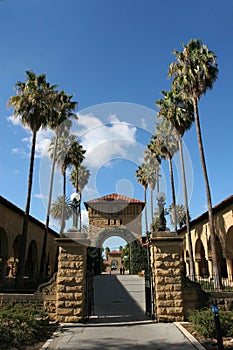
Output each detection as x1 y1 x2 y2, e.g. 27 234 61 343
135 164 149 233
169 38 220 288
7 70 56 281
156 89 195 280
169 204 190 228
148 120 178 231
69 151 88 230
143 149 161 223
48 131 77 232
50 195 73 232
130 240 147 275
41 90 77 277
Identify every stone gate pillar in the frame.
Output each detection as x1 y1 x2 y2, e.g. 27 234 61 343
150 231 184 322
55 237 89 323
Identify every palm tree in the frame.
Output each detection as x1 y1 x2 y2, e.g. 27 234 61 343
156 89 195 280
135 164 149 233
169 38 220 288
148 120 178 231
68 142 86 230
40 91 77 277
143 149 161 223
50 195 73 231
7 70 56 281
48 131 77 232
70 164 90 230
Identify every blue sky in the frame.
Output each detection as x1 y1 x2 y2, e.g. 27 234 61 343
1 0 233 250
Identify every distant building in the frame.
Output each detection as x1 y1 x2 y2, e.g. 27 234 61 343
107 250 122 272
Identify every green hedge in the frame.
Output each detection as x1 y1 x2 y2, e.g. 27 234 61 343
0 304 50 349
188 308 233 338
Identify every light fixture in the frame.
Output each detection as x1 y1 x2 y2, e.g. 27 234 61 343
156 192 166 202
70 192 80 202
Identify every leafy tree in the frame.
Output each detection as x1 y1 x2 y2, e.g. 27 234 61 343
7 70 56 281
169 39 220 287
130 240 147 275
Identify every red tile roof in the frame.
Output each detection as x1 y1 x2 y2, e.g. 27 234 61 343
108 250 121 255
84 193 145 209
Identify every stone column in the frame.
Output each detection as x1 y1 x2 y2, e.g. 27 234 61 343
150 231 184 322
55 237 89 323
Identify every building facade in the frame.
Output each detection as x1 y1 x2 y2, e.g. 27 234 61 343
179 195 233 280
0 196 59 286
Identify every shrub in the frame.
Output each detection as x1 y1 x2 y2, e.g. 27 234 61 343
0 303 50 349
188 308 233 338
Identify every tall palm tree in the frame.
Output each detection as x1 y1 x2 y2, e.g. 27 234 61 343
169 38 220 288
68 142 86 230
135 164 149 233
48 131 77 232
40 91 77 277
7 70 56 281
148 120 178 231
156 89 195 280
70 164 90 230
143 149 161 223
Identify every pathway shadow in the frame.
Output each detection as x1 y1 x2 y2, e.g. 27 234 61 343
89 274 150 324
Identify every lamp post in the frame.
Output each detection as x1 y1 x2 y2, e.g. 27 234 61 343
156 192 166 231
70 192 80 230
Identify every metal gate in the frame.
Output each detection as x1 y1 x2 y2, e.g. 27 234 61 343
145 269 155 319
84 271 94 320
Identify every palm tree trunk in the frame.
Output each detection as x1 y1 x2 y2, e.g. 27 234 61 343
178 137 195 281
150 186 154 225
60 169 66 233
193 98 221 289
168 156 177 232
16 131 37 281
40 130 58 277
144 186 148 233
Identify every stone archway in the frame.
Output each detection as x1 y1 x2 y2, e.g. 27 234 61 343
95 227 137 248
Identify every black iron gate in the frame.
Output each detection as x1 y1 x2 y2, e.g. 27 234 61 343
84 271 94 320
145 269 155 319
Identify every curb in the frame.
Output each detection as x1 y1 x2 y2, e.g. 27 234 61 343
40 325 63 350
174 322 206 350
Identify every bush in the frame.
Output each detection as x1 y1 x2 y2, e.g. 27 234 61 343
188 308 233 338
0 303 50 349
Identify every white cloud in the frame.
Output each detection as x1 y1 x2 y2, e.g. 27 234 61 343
34 193 47 200
76 113 137 168
12 147 28 158
7 115 24 127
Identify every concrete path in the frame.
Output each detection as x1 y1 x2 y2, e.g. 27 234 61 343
42 274 204 350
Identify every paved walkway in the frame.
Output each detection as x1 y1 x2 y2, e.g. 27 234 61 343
42 274 204 350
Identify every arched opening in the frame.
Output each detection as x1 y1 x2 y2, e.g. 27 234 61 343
225 226 233 280
195 238 209 277
0 227 9 280
24 240 38 279
90 229 148 322
215 235 227 278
